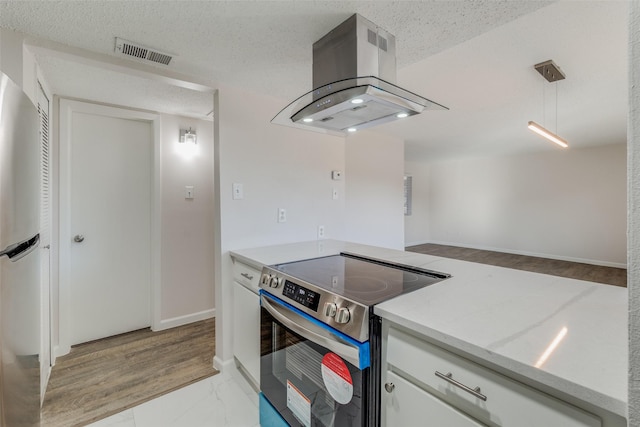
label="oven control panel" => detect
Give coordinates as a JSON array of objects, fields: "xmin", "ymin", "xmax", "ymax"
[
  {"xmin": 259, "ymin": 267, "xmax": 369, "ymax": 342},
  {"xmin": 282, "ymin": 281, "xmax": 321, "ymax": 312}
]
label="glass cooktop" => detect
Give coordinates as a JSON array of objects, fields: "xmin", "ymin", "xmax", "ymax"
[{"xmin": 272, "ymin": 252, "xmax": 451, "ymax": 306}]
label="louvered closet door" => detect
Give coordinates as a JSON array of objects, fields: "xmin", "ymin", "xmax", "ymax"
[
  {"xmin": 38, "ymin": 86, "xmax": 50, "ymax": 251},
  {"xmin": 37, "ymin": 82, "xmax": 51, "ymax": 402}
]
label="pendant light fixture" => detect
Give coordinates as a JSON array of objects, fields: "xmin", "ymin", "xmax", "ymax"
[
  {"xmin": 527, "ymin": 121, "xmax": 568, "ymax": 148},
  {"xmin": 528, "ymin": 60, "xmax": 569, "ymax": 148}
]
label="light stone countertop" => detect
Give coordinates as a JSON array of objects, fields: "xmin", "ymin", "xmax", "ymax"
[{"xmin": 229, "ymin": 239, "xmax": 628, "ymax": 418}]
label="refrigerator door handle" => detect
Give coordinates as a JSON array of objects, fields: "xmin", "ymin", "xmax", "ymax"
[{"xmin": 0, "ymin": 234, "xmax": 40, "ymax": 261}]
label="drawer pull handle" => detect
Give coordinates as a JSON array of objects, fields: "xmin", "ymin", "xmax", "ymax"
[
  {"xmin": 435, "ymin": 371, "xmax": 487, "ymax": 401},
  {"xmin": 241, "ymin": 272, "xmax": 254, "ymax": 281}
]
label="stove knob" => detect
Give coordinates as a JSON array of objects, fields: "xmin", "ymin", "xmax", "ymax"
[
  {"xmin": 335, "ymin": 307, "xmax": 351, "ymax": 324},
  {"xmin": 270, "ymin": 276, "xmax": 282, "ymax": 288},
  {"xmin": 324, "ymin": 302, "xmax": 337, "ymax": 318},
  {"xmin": 260, "ymin": 273, "xmax": 271, "ymax": 286}
]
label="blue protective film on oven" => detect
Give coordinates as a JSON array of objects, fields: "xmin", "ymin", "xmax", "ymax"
[
  {"xmin": 260, "ymin": 290, "xmax": 371, "ymax": 370},
  {"xmin": 260, "ymin": 393, "xmax": 289, "ymax": 427}
]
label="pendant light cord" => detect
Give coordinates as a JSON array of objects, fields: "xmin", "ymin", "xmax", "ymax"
[
  {"xmin": 555, "ymin": 82, "xmax": 558, "ymax": 134},
  {"xmin": 542, "ymin": 80, "xmax": 546, "ymax": 127}
]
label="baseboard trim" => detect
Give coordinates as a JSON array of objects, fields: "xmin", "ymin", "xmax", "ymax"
[
  {"xmin": 409, "ymin": 240, "xmax": 627, "ymax": 269},
  {"xmin": 405, "ymin": 239, "xmax": 431, "ymax": 247},
  {"xmin": 54, "ymin": 343, "xmax": 71, "ymax": 359},
  {"xmin": 153, "ymin": 308, "xmax": 216, "ymax": 332},
  {"xmin": 213, "ymin": 355, "xmax": 234, "ymax": 372}
]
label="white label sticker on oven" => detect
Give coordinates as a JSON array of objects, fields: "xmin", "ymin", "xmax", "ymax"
[
  {"xmin": 321, "ymin": 352, "xmax": 354, "ymax": 404},
  {"xmin": 287, "ymin": 380, "xmax": 311, "ymax": 427}
]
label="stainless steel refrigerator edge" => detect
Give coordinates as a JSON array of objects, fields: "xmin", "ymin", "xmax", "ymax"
[{"xmin": 0, "ymin": 72, "xmax": 42, "ymax": 426}]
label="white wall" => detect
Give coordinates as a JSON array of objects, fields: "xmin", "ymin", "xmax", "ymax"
[
  {"xmin": 406, "ymin": 144, "xmax": 627, "ymax": 267},
  {"xmin": 214, "ymin": 84, "xmax": 346, "ymax": 365},
  {"xmin": 0, "ymin": 28, "xmax": 23, "ymax": 87},
  {"xmin": 344, "ymin": 130, "xmax": 406, "ymax": 250},
  {"xmin": 628, "ymin": 1, "xmax": 639, "ymax": 424},
  {"xmin": 0, "ymin": 30, "xmax": 50, "ymax": 104},
  {"xmin": 405, "ymin": 160, "xmax": 431, "ymax": 246},
  {"xmin": 159, "ymin": 115, "xmax": 215, "ymax": 326}
]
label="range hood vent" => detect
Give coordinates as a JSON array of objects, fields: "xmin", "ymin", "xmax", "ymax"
[
  {"xmin": 114, "ymin": 38, "xmax": 173, "ymax": 65},
  {"xmin": 272, "ymin": 14, "xmax": 447, "ymax": 136}
]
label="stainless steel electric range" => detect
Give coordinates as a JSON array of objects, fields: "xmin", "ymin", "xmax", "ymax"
[{"xmin": 258, "ymin": 252, "xmax": 451, "ymax": 427}]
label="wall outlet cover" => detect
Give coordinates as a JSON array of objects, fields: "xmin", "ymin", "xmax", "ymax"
[{"xmin": 278, "ymin": 208, "xmax": 287, "ymax": 223}]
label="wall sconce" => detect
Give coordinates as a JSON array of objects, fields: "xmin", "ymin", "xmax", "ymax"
[{"xmin": 180, "ymin": 127, "xmax": 197, "ymax": 144}]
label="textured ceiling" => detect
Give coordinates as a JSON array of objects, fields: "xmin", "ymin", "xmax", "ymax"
[
  {"xmin": 0, "ymin": 1, "xmax": 628, "ymax": 159},
  {"xmin": 1, "ymin": 1, "xmax": 553, "ymax": 99}
]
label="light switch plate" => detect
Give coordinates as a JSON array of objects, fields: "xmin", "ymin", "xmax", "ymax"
[
  {"xmin": 232, "ymin": 183, "xmax": 243, "ymax": 200},
  {"xmin": 185, "ymin": 186, "xmax": 194, "ymax": 199}
]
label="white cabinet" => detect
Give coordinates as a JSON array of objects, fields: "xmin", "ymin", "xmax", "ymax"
[
  {"xmin": 385, "ymin": 370, "xmax": 486, "ymax": 427},
  {"xmin": 383, "ymin": 325, "xmax": 601, "ymax": 427},
  {"xmin": 231, "ymin": 260, "xmax": 261, "ymax": 388}
]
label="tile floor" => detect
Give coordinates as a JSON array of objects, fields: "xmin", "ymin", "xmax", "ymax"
[{"xmin": 87, "ymin": 367, "xmax": 259, "ymax": 427}]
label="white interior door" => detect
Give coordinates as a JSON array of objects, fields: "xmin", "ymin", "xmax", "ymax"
[
  {"xmin": 37, "ymin": 81, "xmax": 51, "ymax": 402},
  {"xmin": 67, "ymin": 107, "xmax": 153, "ymax": 345}
]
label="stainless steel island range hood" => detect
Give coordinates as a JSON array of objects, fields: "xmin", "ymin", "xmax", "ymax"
[{"xmin": 272, "ymin": 14, "xmax": 447, "ymax": 136}]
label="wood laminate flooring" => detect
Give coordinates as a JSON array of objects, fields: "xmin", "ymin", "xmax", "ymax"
[
  {"xmin": 406, "ymin": 243, "xmax": 627, "ymax": 287},
  {"xmin": 41, "ymin": 318, "xmax": 217, "ymax": 427}
]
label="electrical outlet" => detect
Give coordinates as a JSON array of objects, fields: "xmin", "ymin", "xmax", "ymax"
[
  {"xmin": 318, "ymin": 225, "xmax": 325, "ymax": 239},
  {"xmin": 278, "ymin": 208, "xmax": 287, "ymax": 223}
]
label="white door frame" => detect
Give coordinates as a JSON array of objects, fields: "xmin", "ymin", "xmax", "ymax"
[{"xmin": 57, "ymin": 99, "xmax": 162, "ymax": 356}]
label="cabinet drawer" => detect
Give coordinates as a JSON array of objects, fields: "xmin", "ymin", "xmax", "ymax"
[
  {"xmin": 387, "ymin": 327, "xmax": 601, "ymax": 427},
  {"xmin": 385, "ymin": 370, "xmax": 486, "ymax": 427},
  {"xmin": 233, "ymin": 260, "xmax": 261, "ymax": 293}
]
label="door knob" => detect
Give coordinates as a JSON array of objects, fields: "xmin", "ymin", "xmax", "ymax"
[
  {"xmin": 73, "ymin": 234, "xmax": 85, "ymax": 243},
  {"xmin": 384, "ymin": 382, "xmax": 395, "ymax": 393}
]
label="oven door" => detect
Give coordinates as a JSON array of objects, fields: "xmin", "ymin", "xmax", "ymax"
[{"xmin": 260, "ymin": 291, "xmax": 370, "ymax": 427}]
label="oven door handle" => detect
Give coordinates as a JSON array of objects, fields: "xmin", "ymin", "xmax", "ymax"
[{"xmin": 261, "ymin": 294, "xmax": 365, "ymax": 368}]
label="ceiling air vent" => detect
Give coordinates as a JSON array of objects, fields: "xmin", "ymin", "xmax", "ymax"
[{"xmin": 114, "ymin": 37, "xmax": 173, "ymax": 65}]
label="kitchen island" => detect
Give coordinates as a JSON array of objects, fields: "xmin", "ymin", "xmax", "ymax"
[{"xmin": 230, "ymin": 239, "xmax": 627, "ymax": 426}]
